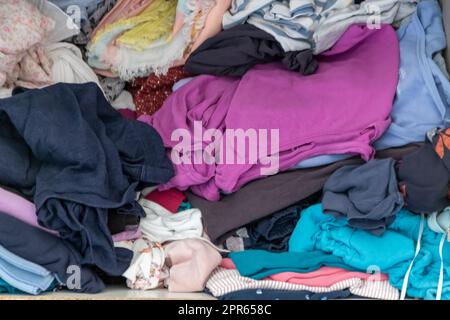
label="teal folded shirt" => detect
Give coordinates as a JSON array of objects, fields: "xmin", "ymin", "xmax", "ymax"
[
  {"xmin": 0, "ymin": 278, "xmax": 57, "ymax": 295},
  {"xmin": 289, "ymin": 203, "xmax": 450, "ymax": 300},
  {"xmin": 229, "ymin": 250, "xmax": 356, "ymax": 280}
]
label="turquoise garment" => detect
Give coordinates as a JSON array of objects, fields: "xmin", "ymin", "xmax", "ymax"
[
  {"xmin": 374, "ymin": 0, "xmax": 450, "ymax": 150},
  {"xmin": 0, "ymin": 278, "xmax": 23, "ymax": 294},
  {"xmin": 177, "ymin": 200, "xmax": 192, "ymax": 212},
  {"xmin": 0, "ymin": 278, "xmax": 57, "ymax": 295},
  {"xmin": 229, "ymin": 250, "xmax": 356, "ymax": 280},
  {"xmin": 289, "ymin": 204, "xmax": 450, "ymax": 300}
]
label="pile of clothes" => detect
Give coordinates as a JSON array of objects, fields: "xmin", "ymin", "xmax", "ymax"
[{"xmin": 0, "ymin": 0, "xmax": 450, "ymax": 300}]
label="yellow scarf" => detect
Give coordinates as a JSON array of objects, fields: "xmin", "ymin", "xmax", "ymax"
[{"xmin": 92, "ymin": 0, "xmax": 177, "ymax": 51}]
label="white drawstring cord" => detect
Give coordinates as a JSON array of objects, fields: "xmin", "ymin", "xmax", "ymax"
[
  {"xmin": 436, "ymin": 232, "xmax": 446, "ymax": 300},
  {"xmin": 400, "ymin": 213, "xmax": 425, "ymax": 300}
]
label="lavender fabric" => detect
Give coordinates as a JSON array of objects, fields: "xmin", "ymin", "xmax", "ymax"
[
  {"xmin": 0, "ymin": 187, "xmax": 57, "ymax": 236},
  {"xmin": 141, "ymin": 24, "xmax": 399, "ymax": 201}
]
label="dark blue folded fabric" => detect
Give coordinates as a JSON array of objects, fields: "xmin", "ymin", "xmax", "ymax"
[
  {"xmin": 218, "ymin": 288, "xmax": 352, "ymax": 300},
  {"xmin": 0, "ymin": 83, "xmax": 174, "ymax": 276},
  {"xmin": 0, "ymin": 213, "xmax": 105, "ymax": 293},
  {"xmin": 243, "ymin": 204, "xmax": 302, "ymax": 252}
]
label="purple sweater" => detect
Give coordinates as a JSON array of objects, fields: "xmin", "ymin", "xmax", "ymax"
[{"xmin": 140, "ymin": 25, "xmax": 399, "ymax": 201}]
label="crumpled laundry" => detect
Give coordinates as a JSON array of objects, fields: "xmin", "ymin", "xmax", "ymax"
[
  {"xmin": 142, "ymin": 24, "xmax": 399, "ymax": 201},
  {"xmin": 87, "ymin": 0, "xmax": 215, "ymax": 80},
  {"xmin": 116, "ymin": 238, "xmax": 169, "ymax": 290},
  {"xmin": 222, "ymin": 0, "xmax": 354, "ymax": 52},
  {"xmin": 0, "ymin": 82, "xmax": 174, "ymax": 277},
  {"xmin": 322, "ymin": 159, "xmax": 404, "ymax": 235},
  {"xmin": 185, "ymin": 24, "xmax": 318, "ymax": 77},
  {"xmin": 49, "ymin": 0, "xmax": 118, "ymax": 47},
  {"xmin": 91, "ymin": 0, "xmax": 154, "ymax": 39},
  {"xmin": 164, "ymin": 239, "xmax": 221, "ymax": 292},
  {"xmin": 139, "ymin": 199, "xmax": 203, "ymax": 243},
  {"xmin": 289, "ymin": 204, "xmax": 450, "ymax": 300},
  {"xmin": 314, "ymin": 0, "xmax": 421, "ymax": 54},
  {"xmin": 0, "ymin": 0, "xmax": 55, "ymax": 89},
  {"xmin": 46, "ymin": 42, "xmax": 102, "ymax": 87},
  {"xmin": 374, "ymin": 0, "xmax": 450, "ymax": 150}
]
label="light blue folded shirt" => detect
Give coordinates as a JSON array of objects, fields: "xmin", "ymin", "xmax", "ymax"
[
  {"xmin": 374, "ymin": 0, "xmax": 450, "ymax": 150},
  {"xmin": 292, "ymin": 154, "xmax": 352, "ymax": 169},
  {"xmin": 0, "ymin": 245, "xmax": 55, "ymax": 295}
]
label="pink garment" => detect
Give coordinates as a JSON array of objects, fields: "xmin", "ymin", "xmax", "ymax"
[
  {"xmin": 0, "ymin": 187, "xmax": 58, "ymax": 235},
  {"xmin": 145, "ymin": 188, "xmax": 186, "ymax": 213},
  {"xmin": 93, "ymin": 68, "xmax": 117, "ymax": 78},
  {"xmin": 164, "ymin": 238, "xmax": 221, "ymax": 292},
  {"xmin": 0, "ymin": 0, "xmax": 54, "ymax": 54},
  {"xmin": 140, "ymin": 24, "xmax": 399, "ymax": 201},
  {"xmin": 14, "ymin": 45, "xmax": 53, "ymax": 88},
  {"xmin": 267, "ymin": 268, "xmax": 389, "ymax": 287},
  {"xmin": 220, "ymin": 258, "xmax": 389, "ymax": 287},
  {"xmin": 91, "ymin": 0, "xmax": 153, "ymax": 40}
]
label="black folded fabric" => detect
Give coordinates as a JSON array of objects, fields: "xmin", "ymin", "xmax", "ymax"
[
  {"xmin": 107, "ymin": 210, "xmax": 141, "ymax": 235},
  {"xmin": 0, "ymin": 83, "xmax": 174, "ymax": 276},
  {"xmin": 185, "ymin": 24, "xmax": 318, "ymax": 77}
]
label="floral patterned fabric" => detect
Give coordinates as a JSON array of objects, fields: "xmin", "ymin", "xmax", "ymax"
[
  {"xmin": 115, "ymin": 238, "xmax": 169, "ymax": 290},
  {"xmin": 0, "ymin": 0, "xmax": 55, "ymax": 88}
]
